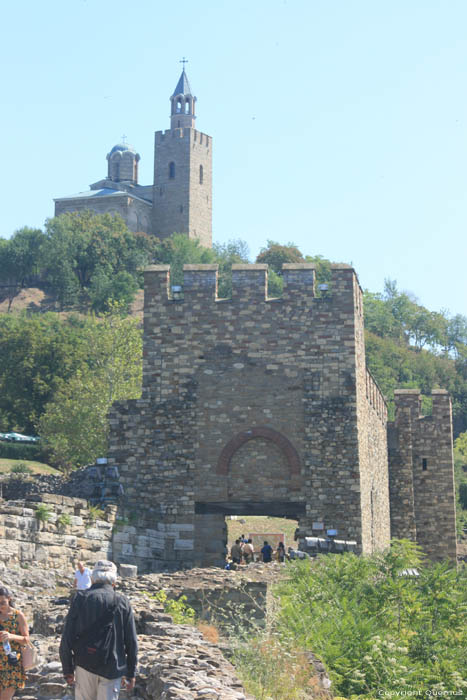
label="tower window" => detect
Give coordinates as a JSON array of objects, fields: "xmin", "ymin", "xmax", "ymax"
[
  {"xmin": 422, "ymin": 458, "xmax": 428, "ymax": 471},
  {"xmin": 199, "ymin": 165, "xmax": 203, "ymax": 184},
  {"xmin": 169, "ymin": 162, "xmax": 175, "ymax": 179},
  {"xmin": 185, "ymin": 99, "xmax": 190, "ymax": 114},
  {"xmin": 176, "ymin": 98, "xmax": 182, "ymax": 113}
]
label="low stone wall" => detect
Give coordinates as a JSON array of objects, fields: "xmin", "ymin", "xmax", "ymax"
[{"xmin": 0, "ymin": 495, "xmax": 116, "ymax": 569}]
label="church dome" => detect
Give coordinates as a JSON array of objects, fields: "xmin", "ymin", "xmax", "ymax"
[
  {"xmin": 109, "ymin": 142, "xmax": 136, "ymax": 156},
  {"xmin": 106, "ymin": 142, "xmax": 140, "ymax": 183}
]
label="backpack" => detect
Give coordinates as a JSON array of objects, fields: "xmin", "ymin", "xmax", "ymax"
[{"xmin": 72, "ymin": 592, "xmax": 117, "ymax": 671}]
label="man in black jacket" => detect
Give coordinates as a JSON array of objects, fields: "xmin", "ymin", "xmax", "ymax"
[{"xmin": 60, "ymin": 560, "xmax": 138, "ymax": 699}]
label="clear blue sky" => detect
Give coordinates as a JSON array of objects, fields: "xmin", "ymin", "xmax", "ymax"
[{"xmin": 1, "ymin": 0, "xmax": 466, "ymax": 315}]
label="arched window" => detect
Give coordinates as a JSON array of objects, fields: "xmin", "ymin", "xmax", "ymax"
[
  {"xmin": 176, "ymin": 99, "xmax": 182, "ymax": 113},
  {"xmin": 199, "ymin": 164, "xmax": 203, "ymax": 184},
  {"xmin": 185, "ymin": 99, "xmax": 190, "ymax": 114},
  {"xmin": 169, "ymin": 162, "xmax": 175, "ymax": 179}
]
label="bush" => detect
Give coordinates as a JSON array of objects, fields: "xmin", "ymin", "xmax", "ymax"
[
  {"xmin": 34, "ymin": 504, "xmax": 52, "ymax": 523},
  {"xmin": 0, "ymin": 442, "xmax": 44, "ymax": 461},
  {"xmin": 10, "ymin": 462, "xmax": 33, "ymax": 475},
  {"xmin": 57, "ymin": 512, "xmax": 72, "ymax": 530}
]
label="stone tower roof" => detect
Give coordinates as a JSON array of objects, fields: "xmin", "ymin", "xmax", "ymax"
[{"xmin": 172, "ymin": 69, "xmax": 193, "ymax": 97}]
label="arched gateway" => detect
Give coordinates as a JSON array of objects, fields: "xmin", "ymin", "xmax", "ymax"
[{"xmin": 108, "ymin": 264, "xmax": 457, "ymax": 572}]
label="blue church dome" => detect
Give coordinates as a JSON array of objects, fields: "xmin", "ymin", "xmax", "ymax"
[{"xmin": 109, "ymin": 143, "xmax": 136, "ymax": 156}]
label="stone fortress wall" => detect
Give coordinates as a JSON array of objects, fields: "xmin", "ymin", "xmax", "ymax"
[{"xmin": 107, "ymin": 263, "xmax": 407, "ymax": 571}]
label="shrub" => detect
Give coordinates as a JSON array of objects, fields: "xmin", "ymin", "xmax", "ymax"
[
  {"xmin": 149, "ymin": 589, "xmax": 196, "ymax": 625},
  {"xmin": 87, "ymin": 504, "xmax": 105, "ymax": 522},
  {"xmin": 0, "ymin": 442, "xmax": 44, "ymax": 461},
  {"xmin": 57, "ymin": 512, "xmax": 72, "ymax": 530},
  {"xmin": 34, "ymin": 504, "xmax": 52, "ymax": 523},
  {"xmin": 10, "ymin": 462, "xmax": 33, "ymax": 475}
]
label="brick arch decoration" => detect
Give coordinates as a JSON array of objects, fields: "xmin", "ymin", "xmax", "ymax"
[{"xmin": 216, "ymin": 426, "xmax": 301, "ymax": 477}]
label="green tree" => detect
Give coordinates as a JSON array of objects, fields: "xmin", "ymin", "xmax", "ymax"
[
  {"xmin": 0, "ymin": 313, "xmax": 90, "ymax": 432},
  {"xmin": 255, "ymin": 240, "xmax": 304, "ymax": 274},
  {"xmin": 0, "ymin": 239, "xmax": 21, "ymax": 312},
  {"xmin": 8, "ymin": 227, "xmax": 45, "ymax": 287},
  {"xmin": 212, "ymin": 239, "xmax": 250, "ymax": 297},
  {"xmin": 154, "ymin": 233, "xmax": 216, "ymax": 286},
  {"xmin": 42, "ymin": 211, "xmax": 153, "ymax": 309},
  {"xmin": 38, "ymin": 305, "xmax": 142, "ymax": 470}
]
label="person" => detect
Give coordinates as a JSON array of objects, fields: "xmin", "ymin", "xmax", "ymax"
[
  {"xmin": 74, "ymin": 561, "xmax": 92, "ymax": 591},
  {"xmin": 230, "ymin": 539, "xmax": 243, "ymax": 565},
  {"xmin": 0, "ymin": 586, "xmax": 29, "ymax": 700},
  {"xmin": 242, "ymin": 539, "xmax": 254, "ymax": 564},
  {"xmin": 60, "ymin": 560, "xmax": 138, "ymax": 700},
  {"xmin": 276, "ymin": 541, "xmax": 286, "ymax": 563},
  {"xmin": 261, "ymin": 540, "xmax": 273, "ymax": 563}
]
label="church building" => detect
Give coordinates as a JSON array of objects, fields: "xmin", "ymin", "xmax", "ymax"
[{"xmin": 54, "ymin": 69, "xmax": 212, "ymax": 248}]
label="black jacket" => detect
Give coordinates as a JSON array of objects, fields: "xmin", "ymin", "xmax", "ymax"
[{"xmin": 59, "ymin": 583, "xmax": 138, "ymax": 679}]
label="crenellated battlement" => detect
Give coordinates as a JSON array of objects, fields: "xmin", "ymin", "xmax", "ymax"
[
  {"xmin": 143, "ymin": 262, "xmax": 359, "ymax": 304},
  {"xmin": 155, "ymin": 129, "xmax": 210, "ymax": 147},
  {"xmin": 366, "ymin": 370, "xmax": 388, "ymax": 424}
]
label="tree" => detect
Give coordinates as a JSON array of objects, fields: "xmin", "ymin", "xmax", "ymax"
[
  {"xmin": 213, "ymin": 239, "xmax": 250, "ymax": 297},
  {"xmin": 8, "ymin": 227, "xmax": 45, "ymax": 287},
  {"xmin": 154, "ymin": 233, "xmax": 216, "ymax": 286},
  {"xmin": 0, "ymin": 313, "xmax": 90, "ymax": 432},
  {"xmin": 255, "ymin": 240, "xmax": 304, "ymax": 274},
  {"xmin": 42, "ymin": 211, "xmax": 153, "ymax": 309},
  {"xmin": 38, "ymin": 305, "xmax": 142, "ymax": 470},
  {"xmin": 0, "ymin": 240, "xmax": 21, "ymax": 312}
]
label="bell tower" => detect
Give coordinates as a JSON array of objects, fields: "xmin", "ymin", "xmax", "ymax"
[{"xmin": 152, "ymin": 65, "xmax": 212, "ymax": 248}]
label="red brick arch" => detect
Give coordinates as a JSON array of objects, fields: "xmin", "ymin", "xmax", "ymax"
[{"xmin": 216, "ymin": 426, "xmax": 301, "ymax": 477}]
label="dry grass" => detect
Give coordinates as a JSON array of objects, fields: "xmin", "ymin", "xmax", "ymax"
[
  {"xmin": 0, "ymin": 458, "xmax": 60, "ymax": 475},
  {"xmin": 197, "ymin": 623, "xmax": 220, "ymax": 644},
  {"xmin": 227, "ymin": 515, "xmax": 298, "ymax": 549}
]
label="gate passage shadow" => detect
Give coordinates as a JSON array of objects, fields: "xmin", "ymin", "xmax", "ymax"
[{"xmin": 195, "ymin": 501, "xmax": 305, "ymax": 517}]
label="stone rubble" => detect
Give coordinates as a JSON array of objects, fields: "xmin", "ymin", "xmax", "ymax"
[{"xmin": 0, "ymin": 561, "xmax": 331, "ymax": 699}]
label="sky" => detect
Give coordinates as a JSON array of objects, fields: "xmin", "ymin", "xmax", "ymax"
[{"xmin": 1, "ymin": 0, "xmax": 466, "ymax": 316}]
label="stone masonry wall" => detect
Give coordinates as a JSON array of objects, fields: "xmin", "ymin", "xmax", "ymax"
[
  {"xmin": 388, "ymin": 389, "xmax": 457, "ymax": 562},
  {"xmin": 0, "ymin": 495, "xmax": 115, "ymax": 569},
  {"xmin": 353, "ymin": 268, "xmax": 391, "ymax": 553},
  {"xmin": 152, "ymin": 128, "xmax": 212, "ymax": 247},
  {"xmin": 108, "ymin": 262, "xmax": 392, "ymax": 570}
]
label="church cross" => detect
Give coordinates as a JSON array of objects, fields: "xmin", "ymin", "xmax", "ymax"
[
  {"xmin": 121, "ymin": 134, "xmax": 127, "ymax": 145},
  {"xmin": 180, "ymin": 57, "xmax": 188, "ymax": 69}
]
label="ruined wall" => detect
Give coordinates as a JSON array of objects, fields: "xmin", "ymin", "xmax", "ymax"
[
  {"xmin": 0, "ymin": 495, "xmax": 114, "ymax": 569},
  {"xmin": 388, "ymin": 390, "xmax": 457, "ymax": 562},
  {"xmin": 109, "ymin": 262, "xmax": 392, "ymax": 570}
]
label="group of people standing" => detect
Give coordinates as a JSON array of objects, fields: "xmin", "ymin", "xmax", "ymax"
[
  {"xmin": 0, "ymin": 560, "xmax": 137, "ymax": 700},
  {"xmin": 229, "ymin": 535, "xmax": 287, "ymax": 565}
]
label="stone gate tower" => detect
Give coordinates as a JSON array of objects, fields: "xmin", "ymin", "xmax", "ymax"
[
  {"xmin": 108, "ymin": 263, "xmax": 457, "ymax": 572},
  {"xmin": 152, "ymin": 69, "xmax": 212, "ymax": 247}
]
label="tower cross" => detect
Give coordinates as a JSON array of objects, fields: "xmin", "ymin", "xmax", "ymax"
[
  {"xmin": 121, "ymin": 134, "xmax": 127, "ymax": 145},
  {"xmin": 180, "ymin": 57, "xmax": 188, "ymax": 70}
]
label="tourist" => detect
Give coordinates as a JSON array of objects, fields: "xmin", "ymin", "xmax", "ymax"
[
  {"xmin": 230, "ymin": 539, "xmax": 243, "ymax": 565},
  {"xmin": 0, "ymin": 586, "xmax": 30, "ymax": 700},
  {"xmin": 242, "ymin": 539, "xmax": 254, "ymax": 564},
  {"xmin": 261, "ymin": 540, "xmax": 273, "ymax": 563},
  {"xmin": 74, "ymin": 561, "xmax": 92, "ymax": 591},
  {"xmin": 276, "ymin": 541, "xmax": 286, "ymax": 563},
  {"xmin": 60, "ymin": 560, "xmax": 138, "ymax": 699}
]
